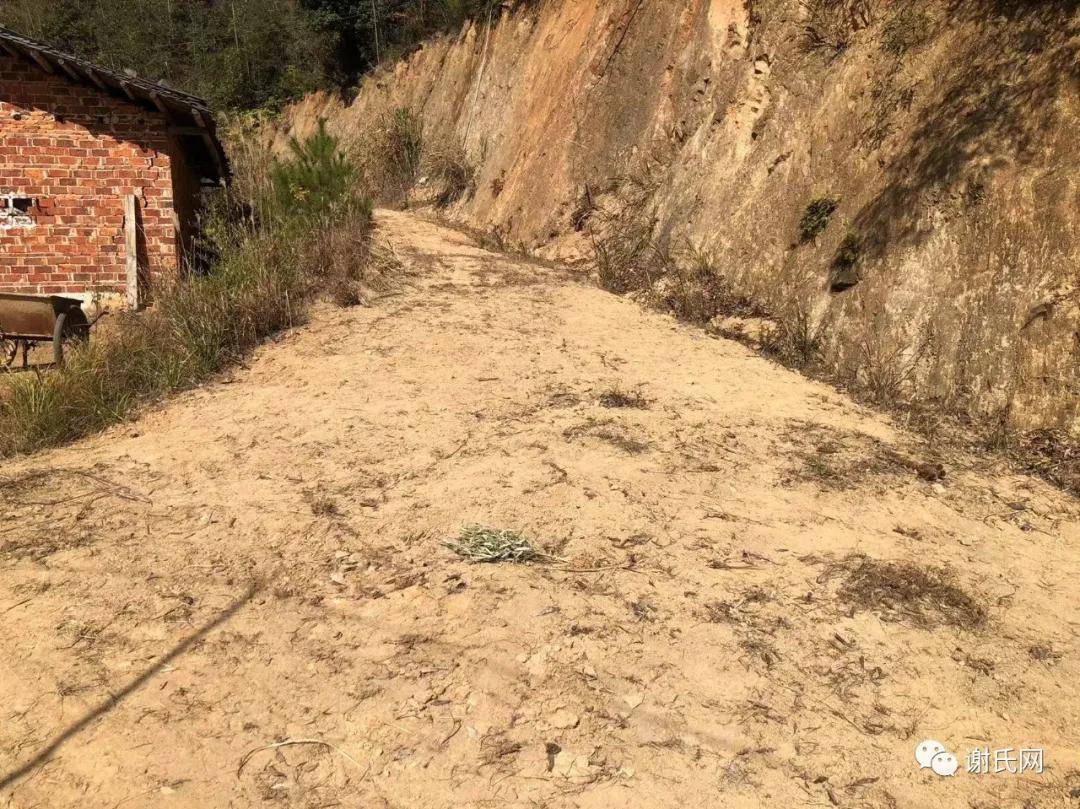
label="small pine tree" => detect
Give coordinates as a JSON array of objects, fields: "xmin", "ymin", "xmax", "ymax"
[{"xmin": 269, "ymin": 119, "xmax": 357, "ymax": 218}]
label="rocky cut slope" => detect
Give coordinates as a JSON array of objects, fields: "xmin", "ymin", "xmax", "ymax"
[{"xmin": 282, "ymin": 0, "xmax": 1079, "ymax": 440}]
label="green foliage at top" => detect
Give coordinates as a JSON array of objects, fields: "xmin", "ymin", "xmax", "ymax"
[
  {"xmin": 0, "ymin": 0, "xmax": 327, "ymax": 110},
  {"xmin": 303, "ymin": 0, "xmax": 508, "ymax": 84},
  {"xmin": 0, "ymin": 0, "xmax": 523, "ymax": 110},
  {"xmin": 798, "ymin": 196, "xmax": 840, "ymax": 243},
  {"xmin": 270, "ymin": 120, "xmax": 361, "ymax": 219}
]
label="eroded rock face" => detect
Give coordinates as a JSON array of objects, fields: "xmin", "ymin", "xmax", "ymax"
[{"xmin": 281, "ymin": 0, "xmax": 1080, "ymax": 434}]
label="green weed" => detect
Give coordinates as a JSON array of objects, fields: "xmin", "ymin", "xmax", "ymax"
[
  {"xmin": 445, "ymin": 524, "xmax": 546, "ymax": 563},
  {"xmin": 798, "ymin": 196, "xmax": 839, "ymax": 243}
]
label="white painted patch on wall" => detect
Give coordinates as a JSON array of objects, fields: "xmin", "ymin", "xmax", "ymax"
[{"xmin": 0, "ymin": 194, "xmax": 36, "ymax": 229}]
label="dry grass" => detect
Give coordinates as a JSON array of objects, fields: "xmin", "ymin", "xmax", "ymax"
[
  {"xmin": 444, "ymin": 525, "xmax": 546, "ymax": 564},
  {"xmin": 759, "ymin": 296, "xmax": 821, "ymax": 369},
  {"xmin": 792, "ymin": 445, "xmax": 909, "ymax": 490},
  {"xmin": 351, "ymin": 106, "xmax": 425, "ymax": 206},
  {"xmin": 594, "ymin": 222, "xmax": 762, "ymax": 325},
  {"xmin": 740, "ymin": 637, "xmax": 781, "ymax": 669},
  {"xmin": 598, "ymin": 388, "xmax": 648, "ymax": 409},
  {"xmin": 657, "ymin": 246, "xmax": 765, "ymax": 325},
  {"xmin": 1003, "ymin": 428, "xmax": 1080, "ymax": 498},
  {"xmin": 830, "ymin": 555, "xmax": 986, "ymax": 629},
  {"xmin": 594, "ymin": 427, "xmax": 650, "ymax": 454},
  {"xmin": 564, "ymin": 418, "xmax": 650, "ymax": 454},
  {"xmin": 882, "ymin": 7, "xmax": 933, "ymax": 56},
  {"xmin": 631, "ymin": 599, "xmax": 657, "ymax": 622},
  {"xmin": 589, "ymin": 165, "xmax": 662, "ymax": 295},
  {"xmin": 423, "ymin": 138, "xmax": 476, "ymax": 207},
  {"xmin": 570, "ymin": 186, "xmax": 596, "ymax": 232},
  {"xmin": 308, "ymin": 494, "xmax": 340, "ymax": 517},
  {"xmin": 781, "ymin": 421, "xmax": 920, "ymax": 490},
  {"xmin": 349, "ymin": 109, "xmax": 477, "ymax": 211},
  {"xmin": 1028, "ymin": 643, "xmax": 1062, "ymax": 664},
  {"xmin": 319, "ymin": 232, "xmax": 404, "ymax": 308},
  {"xmin": 589, "ymin": 161, "xmax": 764, "ymax": 325},
  {"xmin": 801, "ymin": 0, "xmax": 868, "ymax": 55}
]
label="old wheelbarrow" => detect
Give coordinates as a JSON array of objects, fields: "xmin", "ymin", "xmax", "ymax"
[{"xmin": 0, "ymin": 293, "xmax": 92, "ymax": 369}]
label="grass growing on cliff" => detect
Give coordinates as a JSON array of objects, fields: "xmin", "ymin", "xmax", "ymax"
[
  {"xmin": 353, "ymin": 107, "xmax": 425, "ymax": 206},
  {"xmin": 589, "ymin": 165, "xmax": 763, "ymax": 326},
  {"xmin": 798, "ymin": 196, "xmax": 839, "ymax": 242},
  {"xmin": 424, "ymin": 138, "xmax": 476, "ymax": 207},
  {"xmin": 0, "ymin": 121, "xmax": 383, "ymax": 456},
  {"xmin": 801, "ymin": 0, "xmax": 858, "ymax": 55},
  {"xmin": 882, "ymin": 8, "xmax": 933, "ymax": 56}
]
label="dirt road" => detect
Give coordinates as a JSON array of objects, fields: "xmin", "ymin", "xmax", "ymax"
[{"xmin": 1, "ymin": 211, "xmax": 1078, "ymax": 808}]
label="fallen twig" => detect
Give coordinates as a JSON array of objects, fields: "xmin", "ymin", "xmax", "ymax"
[
  {"xmin": 550, "ymin": 562, "xmax": 638, "ymax": 574},
  {"xmin": 2, "ymin": 596, "xmax": 33, "ymax": 613},
  {"xmin": 237, "ymin": 738, "xmax": 366, "ymax": 779},
  {"xmin": 440, "ymin": 721, "xmax": 463, "ymax": 746}
]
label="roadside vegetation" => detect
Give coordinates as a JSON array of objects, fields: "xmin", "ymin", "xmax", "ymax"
[
  {"xmin": 585, "ymin": 166, "xmax": 1079, "ymax": 498},
  {"xmin": 0, "ymin": 121, "xmax": 396, "ymax": 456},
  {"xmin": 354, "ymin": 107, "xmax": 426, "ymax": 205}
]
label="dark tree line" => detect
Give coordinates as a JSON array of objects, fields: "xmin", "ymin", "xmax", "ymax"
[
  {"xmin": 0, "ymin": 0, "xmax": 505, "ymax": 110},
  {"xmin": 303, "ymin": 0, "xmax": 505, "ymax": 86}
]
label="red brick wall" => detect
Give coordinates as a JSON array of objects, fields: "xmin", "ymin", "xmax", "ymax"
[{"xmin": 0, "ymin": 53, "xmax": 182, "ymax": 301}]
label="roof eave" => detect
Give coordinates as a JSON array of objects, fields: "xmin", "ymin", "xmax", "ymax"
[{"xmin": 0, "ymin": 26, "xmax": 229, "ymax": 184}]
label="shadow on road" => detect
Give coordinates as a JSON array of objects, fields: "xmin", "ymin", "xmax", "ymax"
[{"xmin": 0, "ymin": 583, "xmax": 260, "ymax": 792}]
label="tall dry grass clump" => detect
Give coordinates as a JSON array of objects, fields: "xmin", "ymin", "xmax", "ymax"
[
  {"xmin": 352, "ymin": 106, "xmax": 424, "ymax": 206},
  {"xmin": 588, "ymin": 164, "xmax": 761, "ymax": 326},
  {"xmin": 343, "ymin": 105, "xmax": 476, "ymax": 209},
  {"xmin": 423, "ymin": 137, "xmax": 476, "ymax": 207},
  {"xmin": 0, "ymin": 119, "xmax": 383, "ymax": 456}
]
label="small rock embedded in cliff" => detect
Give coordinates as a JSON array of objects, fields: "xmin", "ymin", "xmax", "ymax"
[
  {"xmin": 830, "ymin": 265, "xmax": 860, "ymax": 292},
  {"xmin": 829, "ymin": 233, "xmax": 862, "ymax": 292}
]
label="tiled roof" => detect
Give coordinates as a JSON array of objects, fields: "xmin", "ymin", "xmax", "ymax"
[{"xmin": 0, "ymin": 26, "xmax": 228, "ymax": 181}]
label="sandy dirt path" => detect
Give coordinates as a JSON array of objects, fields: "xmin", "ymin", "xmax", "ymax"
[{"xmin": 1, "ymin": 210, "xmax": 1078, "ymax": 808}]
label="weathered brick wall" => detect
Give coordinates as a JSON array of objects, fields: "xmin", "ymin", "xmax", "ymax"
[{"xmin": 0, "ymin": 53, "xmax": 179, "ymax": 301}]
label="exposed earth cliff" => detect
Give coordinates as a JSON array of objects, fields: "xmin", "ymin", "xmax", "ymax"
[{"xmin": 283, "ymin": 0, "xmax": 1079, "ymax": 441}]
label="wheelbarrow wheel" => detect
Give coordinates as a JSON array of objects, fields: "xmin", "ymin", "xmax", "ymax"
[
  {"xmin": 1, "ymin": 338, "xmax": 17, "ymax": 369},
  {"xmin": 53, "ymin": 312, "xmax": 89, "ymax": 367}
]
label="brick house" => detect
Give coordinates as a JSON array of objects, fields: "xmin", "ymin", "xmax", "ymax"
[{"xmin": 0, "ymin": 27, "xmax": 227, "ymax": 308}]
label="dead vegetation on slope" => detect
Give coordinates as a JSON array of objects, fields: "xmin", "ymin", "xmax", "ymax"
[
  {"xmin": 350, "ymin": 106, "xmax": 425, "ymax": 204},
  {"xmin": 827, "ymin": 555, "xmax": 987, "ymax": 630},
  {"xmin": 331, "ymin": 103, "xmax": 478, "ymax": 210},
  {"xmin": 582, "ymin": 152, "xmax": 1080, "ymax": 497},
  {"xmin": 423, "ymin": 138, "xmax": 477, "ymax": 207},
  {"xmin": 588, "ymin": 166, "xmax": 765, "ymax": 327}
]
